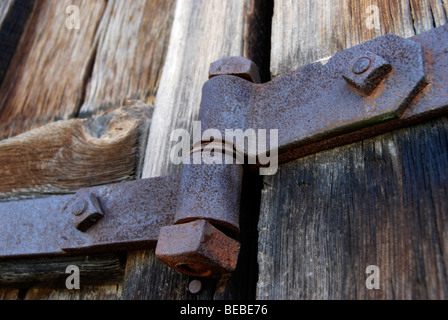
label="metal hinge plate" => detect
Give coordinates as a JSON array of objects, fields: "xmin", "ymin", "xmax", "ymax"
[{"xmin": 0, "ymin": 176, "xmax": 179, "ymax": 257}]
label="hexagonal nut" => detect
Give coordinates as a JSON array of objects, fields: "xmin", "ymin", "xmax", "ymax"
[
  {"xmin": 71, "ymin": 193, "xmax": 104, "ymax": 232},
  {"xmin": 343, "ymin": 51, "xmax": 392, "ymax": 95},
  {"xmin": 155, "ymin": 219, "xmax": 240, "ymax": 277},
  {"xmin": 209, "ymin": 56, "xmax": 261, "ymax": 83}
]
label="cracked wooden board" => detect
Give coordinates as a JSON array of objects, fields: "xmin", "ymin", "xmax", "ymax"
[
  {"xmin": 258, "ymin": 0, "xmax": 448, "ymax": 299},
  {"xmin": 80, "ymin": 0, "xmax": 175, "ymax": 115},
  {"xmin": 0, "ymin": 103, "xmax": 152, "ymax": 200},
  {"xmin": 0, "ymin": 0, "xmax": 175, "ymax": 300},
  {"xmin": 257, "ymin": 117, "xmax": 448, "ymax": 299},
  {"xmin": 0, "ymin": 0, "xmax": 107, "ymax": 140},
  {"xmin": 0, "ymin": 254, "xmax": 125, "ymax": 289},
  {"xmin": 270, "ymin": 0, "xmax": 448, "ymax": 78}
]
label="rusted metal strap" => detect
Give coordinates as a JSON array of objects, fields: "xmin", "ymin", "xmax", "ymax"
[
  {"xmin": 199, "ymin": 25, "xmax": 448, "ymax": 165},
  {"xmin": 0, "ymin": 176, "xmax": 179, "ymax": 258}
]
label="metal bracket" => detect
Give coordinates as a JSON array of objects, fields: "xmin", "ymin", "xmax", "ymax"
[
  {"xmin": 199, "ymin": 25, "xmax": 448, "ymax": 165},
  {"xmin": 0, "ymin": 176, "xmax": 179, "ymax": 257},
  {"xmin": 0, "ymin": 25, "xmax": 447, "ymax": 278}
]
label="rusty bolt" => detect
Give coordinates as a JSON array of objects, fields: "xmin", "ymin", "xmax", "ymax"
[
  {"xmin": 352, "ymin": 57, "xmax": 371, "ymax": 74},
  {"xmin": 155, "ymin": 219, "xmax": 240, "ymax": 277},
  {"xmin": 70, "ymin": 201, "xmax": 86, "ymax": 216},
  {"xmin": 343, "ymin": 51, "xmax": 392, "ymax": 95},
  {"xmin": 72, "ymin": 193, "xmax": 104, "ymax": 232},
  {"xmin": 209, "ymin": 56, "xmax": 261, "ymax": 83},
  {"xmin": 188, "ymin": 280, "xmax": 202, "ymax": 294}
]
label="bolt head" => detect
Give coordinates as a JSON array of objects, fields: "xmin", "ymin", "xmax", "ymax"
[
  {"xmin": 156, "ymin": 219, "xmax": 240, "ymax": 277},
  {"xmin": 209, "ymin": 56, "xmax": 261, "ymax": 83},
  {"xmin": 343, "ymin": 51, "xmax": 392, "ymax": 95},
  {"xmin": 352, "ymin": 57, "xmax": 372, "ymax": 74},
  {"xmin": 71, "ymin": 193, "xmax": 104, "ymax": 232},
  {"xmin": 71, "ymin": 201, "xmax": 86, "ymax": 216}
]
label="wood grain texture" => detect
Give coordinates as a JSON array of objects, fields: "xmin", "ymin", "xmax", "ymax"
[
  {"xmin": 0, "ymin": 0, "xmax": 107, "ymax": 139},
  {"xmin": 0, "ymin": 289, "xmax": 19, "ymax": 300},
  {"xmin": 80, "ymin": 0, "xmax": 175, "ymax": 115},
  {"xmin": 123, "ymin": 0, "xmax": 267, "ymax": 300},
  {"xmin": 0, "ymin": 0, "xmax": 175, "ymax": 300},
  {"xmin": 0, "ymin": 102, "xmax": 152, "ymax": 200},
  {"xmin": 24, "ymin": 284, "xmax": 123, "ymax": 300},
  {"xmin": 257, "ymin": 118, "xmax": 448, "ymax": 299},
  {"xmin": 258, "ymin": 0, "xmax": 448, "ymax": 300},
  {"xmin": 270, "ymin": 0, "xmax": 448, "ymax": 78},
  {"xmin": 0, "ymin": 253, "xmax": 125, "ymax": 288},
  {"xmin": 141, "ymin": 0, "xmax": 253, "ymax": 178}
]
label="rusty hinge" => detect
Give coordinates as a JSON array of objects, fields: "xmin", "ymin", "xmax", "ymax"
[{"xmin": 0, "ymin": 25, "xmax": 447, "ymax": 278}]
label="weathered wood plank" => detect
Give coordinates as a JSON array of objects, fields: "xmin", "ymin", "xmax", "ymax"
[
  {"xmin": 141, "ymin": 0, "xmax": 255, "ymax": 178},
  {"xmin": 24, "ymin": 284, "xmax": 123, "ymax": 300},
  {"xmin": 0, "ymin": 0, "xmax": 107, "ymax": 139},
  {"xmin": 0, "ymin": 0, "xmax": 175, "ymax": 301},
  {"xmin": 80, "ymin": 0, "xmax": 175, "ymax": 115},
  {"xmin": 123, "ymin": 0, "xmax": 267, "ymax": 300},
  {"xmin": 260, "ymin": 0, "xmax": 448, "ymax": 299},
  {"xmin": 410, "ymin": 0, "xmax": 447, "ymax": 31},
  {"xmin": 0, "ymin": 0, "xmax": 34, "ymax": 86},
  {"xmin": 270, "ymin": 0, "xmax": 448, "ymax": 78},
  {"xmin": 257, "ymin": 118, "xmax": 448, "ymax": 299},
  {"xmin": 0, "ymin": 289, "xmax": 19, "ymax": 300},
  {"xmin": 0, "ymin": 103, "xmax": 152, "ymax": 200},
  {"xmin": 0, "ymin": 253, "xmax": 125, "ymax": 288}
]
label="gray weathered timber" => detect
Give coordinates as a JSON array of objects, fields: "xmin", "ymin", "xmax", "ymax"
[
  {"xmin": 80, "ymin": 0, "xmax": 175, "ymax": 115},
  {"xmin": 24, "ymin": 285, "xmax": 123, "ymax": 300},
  {"xmin": 0, "ymin": 0, "xmax": 174, "ymax": 300},
  {"xmin": 258, "ymin": 0, "xmax": 448, "ymax": 300},
  {"xmin": 0, "ymin": 254, "xmax": 125, "ymax": 288},
  {"xmin": 0, "ymin": 104, "xmax": 152, "ymax": 200},
  {"xmin": 257, "ymin": 118, "xmax": 448, "ymax": 299},
  {"xmin": 270, "ymin": 0, "xmax": 448, "ymax": 78}
]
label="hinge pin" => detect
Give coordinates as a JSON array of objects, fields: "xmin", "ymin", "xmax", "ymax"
[{"xmin": 156, "ymin": 58, "xmax": 262, "ymax": 277}]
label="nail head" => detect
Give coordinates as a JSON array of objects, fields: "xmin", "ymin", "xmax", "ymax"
[
  {"xmin": 71, "ymin": 201, "xmax": 86, "ymax": 216},
  {"xmin": 188, "ymin": 280, "xmax": 202, "ymax": 294}
]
